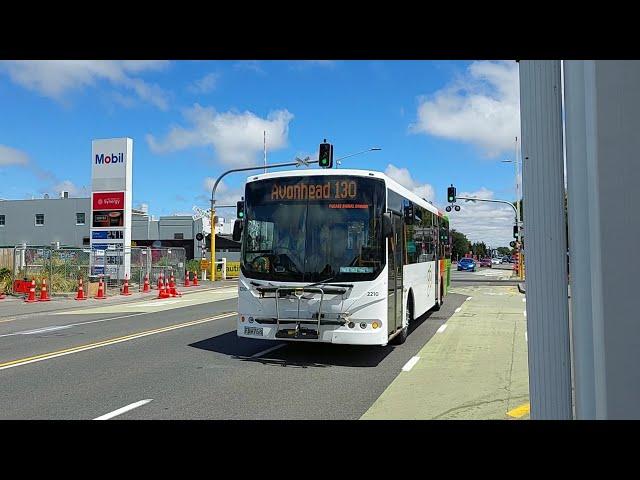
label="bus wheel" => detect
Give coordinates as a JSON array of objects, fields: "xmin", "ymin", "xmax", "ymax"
[{"xmin": 391, "ymin": 300, "xmax": 411, "ymax": 345}]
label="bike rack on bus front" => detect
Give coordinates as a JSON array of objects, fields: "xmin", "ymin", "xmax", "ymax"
[{"xmin": 253, "ymin": 285, "xmax": 350, "ymax": 340}]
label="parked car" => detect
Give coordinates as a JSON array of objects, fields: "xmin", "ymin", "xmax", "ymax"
[
  {"xmin": 491, "ymin": 257, "xmax": 503, "ymax": 265},
  {"xmin": 479, "ymin": 257, "xmax": 492, "ymax": 268},
  {"xmin": 457, "ymin": 258, "xmax": 476, "ymax": 272},
  {"xmin": 502, "ymin": 256, "xmax": 512, "ymax": 263}
]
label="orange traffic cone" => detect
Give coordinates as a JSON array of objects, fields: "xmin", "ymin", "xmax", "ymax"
[
  {"xmin": 158, "ymin": 278, "xmax": 169, "ymax": 299},
  {"xmin": 157, "ymin": 273, "xmax": 163, "ymax": 290},
  {"xmin": 25, "ymin": 279, "xmax": 37, "ymax": 303},
  {"xmin": 121, "ymin": 274, "xmax": 132, "ymax": 296},
  {"xmin": 142, "ymin": 274, "xmax": 150, "ymax": 293},
  {"xmin": 75, "ymin": 278, "xmax": 87, "ymax": 300},
  {"xmin": 184, "ymin": 271, "xmax": 191, "ymax": 287},
  {"xmin": 38, "ymin": 278, "xmax": 51, "ymax": 302},
  {"xmin": 193, "ymin": 272, "xmax": 199, "ymax": 286},
  {"xmin": 95, "ymin": 277, "xmax": 106, "ymax": 299},
  {"xmin": 169, "ymin": 274, "xmax": 181, "ymax": 297}
]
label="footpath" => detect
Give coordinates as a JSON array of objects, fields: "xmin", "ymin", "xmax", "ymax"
[
  {"xmin": 362, "ymin": 284, "xmax": 530, "ymax": 420},
  {"xmin": 0, "ymin": 279, "xmax": 238, "ymax": 321}
]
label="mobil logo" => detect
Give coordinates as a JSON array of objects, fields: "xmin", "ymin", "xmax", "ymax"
[{"xmin": 95, "ymin": 152, "xmax": 124, "ymax": 165}]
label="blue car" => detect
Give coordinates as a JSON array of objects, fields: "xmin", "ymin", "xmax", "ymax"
[{"xmin": 457, "ymin": 258, "xmax": 476, "ymax": 272}]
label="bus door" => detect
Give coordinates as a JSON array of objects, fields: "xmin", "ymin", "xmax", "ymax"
[{"xmin": 387, "ymin": 213, "xmax": 404, "ymax": 335}]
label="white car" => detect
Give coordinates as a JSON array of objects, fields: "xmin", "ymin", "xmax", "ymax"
[{"xmin": 491, "ymin": 257, "xmax": 503, "ymax": 265}]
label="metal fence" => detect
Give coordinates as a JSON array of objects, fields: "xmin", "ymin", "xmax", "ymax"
[{"xmin": 10, "ymin": 245, "xmax": 186, "ymax": 296}]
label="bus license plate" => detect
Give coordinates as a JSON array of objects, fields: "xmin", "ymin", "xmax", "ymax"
[{"xmin": 244, "ymin": 326, "xmax": 263, "ymax": 336}]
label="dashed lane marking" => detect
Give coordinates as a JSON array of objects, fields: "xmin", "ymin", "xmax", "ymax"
[
  {"xmin": 94, "ymin": 399, "xmax": 153, "ymax": 420},
  {"xmin": 402, "ymin": 356, "xmax": 420, "ymax": 372}
]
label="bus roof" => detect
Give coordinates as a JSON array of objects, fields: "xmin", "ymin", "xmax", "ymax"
[{"xmin": 244, "ymin": 168, "xmax": 444, "ymax": 217}]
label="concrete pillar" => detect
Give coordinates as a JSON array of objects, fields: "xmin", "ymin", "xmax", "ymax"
[
  {"xmin": 519, "ymin": 60, "xmax": 573, "ymax": 419},
  {"xmin": 564, "ymin": 61, "xmax": 640, "ymax": 419}
]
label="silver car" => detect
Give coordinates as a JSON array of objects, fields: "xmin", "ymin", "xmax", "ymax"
[{"xmin": 491, "ymin": 257, "xmax": 503, "ymax": 265}]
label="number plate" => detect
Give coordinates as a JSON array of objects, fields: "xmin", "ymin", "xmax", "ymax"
[{"xmin": 244, "ymin": 326, "xmax": 263, "ymax": 336}]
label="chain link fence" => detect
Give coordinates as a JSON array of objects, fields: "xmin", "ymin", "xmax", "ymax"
[{"xmin": 9, "ymin": 245, "xmax": 186, "ymax": 297}]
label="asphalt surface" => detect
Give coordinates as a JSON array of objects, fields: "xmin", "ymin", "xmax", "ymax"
[
  {"xmin": 450, "ymin": 263, "xmax": 519, "ymax": 285},
  {"xmin": 0, "ymin": 284, "xmax": 466, "ymax": 419}
]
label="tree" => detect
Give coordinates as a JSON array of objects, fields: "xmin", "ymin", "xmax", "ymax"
[
  {"xmin": 471, "ymin": 241, "xmax": 488, "ymax": 258},
  {"xmin": 497, "ymin": 246, "xmax": 511, "ymax": 256},
  {"xmin": 450, "ymin": 229, "xmax": 471, "ymax": 261}
]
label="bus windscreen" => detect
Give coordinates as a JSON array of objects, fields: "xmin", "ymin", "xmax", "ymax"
[{"xmin": 242, "ymin": 176, "xmax": 386, "ymax": 283}]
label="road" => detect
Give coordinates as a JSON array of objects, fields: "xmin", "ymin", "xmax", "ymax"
[
  {"xmin": 450, "ymin": 263, "xmax": 518, "ymax": 284},
  {"xmin": 0, "ymin": 283, "xmax": 466, "ymax": 419}
]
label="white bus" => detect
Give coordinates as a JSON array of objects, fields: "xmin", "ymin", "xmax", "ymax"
[{"xmin": 234, "ymin": 169, "xmax": 451, "ymax": 346}]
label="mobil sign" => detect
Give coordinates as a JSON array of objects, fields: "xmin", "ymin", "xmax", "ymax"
[
  {"xmin": 95, "ymin": 152, "xmax": 124, "ymax": 165},
  {"xmin": 91, "ymin": 138, "xmax": 132, "ymax": 190}
]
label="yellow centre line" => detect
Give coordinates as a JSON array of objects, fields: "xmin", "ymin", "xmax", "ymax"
[
  {"xmin": 506, "ymin": 402, "xmax": 530, "ymax": 418},
  {"xmin": 0, "ymin": 312, "xmax": 237, "ymax": 371}
]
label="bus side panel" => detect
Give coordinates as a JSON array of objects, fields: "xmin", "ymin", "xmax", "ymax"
[{"xmin": 403, "ymin": 260, "xmax": 436, "ymax": 317}]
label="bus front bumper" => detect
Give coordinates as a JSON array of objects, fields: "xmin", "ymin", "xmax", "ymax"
[{"xmin": 237, "ymin": 318, "xmax": 388, "ymax": 345}]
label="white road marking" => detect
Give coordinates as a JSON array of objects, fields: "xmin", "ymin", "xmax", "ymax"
[
  {"xmin": 525, "ymin": 331, "xmax": 528, "ymax": 342},
  {"xmin": 437, "ymin": 324, "xmax": 448, "ymax": 333},
  {"xmin": 251, "ymin": 343, "xmax": 287, "ymax": 358},
  {"xmin": 1, "ymin": 291, "xmax": 239, "ymax": 337},
  {"xmin": 454, "ymin": 307, "xmax": 462, "ymax": 313},
  {"xmin": 94, "ymin": 399, "xmax": 153, "ymax": 420},
  {"xmin": 0, "ymin": 313, "xmax": 236, "ymax": 372},
  {"xmin": 402, "ymin": 356, "xmax": 420, "ymax": 371},
  {"xmin": 523, "ymin": 310, "xmax": 527, "ymax": 317},
  {"xmin": 466, "ymin": 297, "xmax": 473, "ymax": 301},
  {"xmin": 0, "ymin": 325, "xmax": 72, "ymax": 337},
  {"xmin": 522, "ymin": 298, "xmax": 526, "ymax": 302}
]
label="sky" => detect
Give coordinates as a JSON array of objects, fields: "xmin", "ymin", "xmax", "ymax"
[{"xmin": 0, "ymin": 60, "xmax": 521, "ymax": 248}]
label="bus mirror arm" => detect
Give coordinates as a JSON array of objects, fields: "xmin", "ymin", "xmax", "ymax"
[
  {"xmin": 382, "ymin": 212, "xmax": 393, "ymax": 238},
  {"xmin": 232, "ymin": 219, "xmax": 243, "ymax": 242}
]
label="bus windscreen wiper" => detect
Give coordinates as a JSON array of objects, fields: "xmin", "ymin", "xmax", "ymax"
[{"xmin": 306, "ymin": 277, "xmax": 336, "ymax": 288}]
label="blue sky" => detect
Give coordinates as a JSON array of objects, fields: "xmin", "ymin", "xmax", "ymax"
[{"xmin": 0, "ymin": 60, "xmax": 521, "ymax": 247}]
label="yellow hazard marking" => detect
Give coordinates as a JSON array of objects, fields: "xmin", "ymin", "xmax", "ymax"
[{"xmin": 507, "ymin": 402, "xmax": 530, "ymax": 418}]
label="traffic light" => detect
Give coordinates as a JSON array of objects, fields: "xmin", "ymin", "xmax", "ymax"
[
  {"xmin": 447, "ymin": 185, "xmax": 456, "ymax": 203},
  {"xmin": 404, "ymin": 203, "xmax": 414, "ymax": 224},
  {"xmin": 319, "ymin": 140, "xmax": 333, "ymax": 168},
  {"xmin": 513, "ymin": 225, "xmax": 518, "ymax": 238},
  {"xmin": 237, "ymin": 200, "xmax": 245, "ymax": 219}
]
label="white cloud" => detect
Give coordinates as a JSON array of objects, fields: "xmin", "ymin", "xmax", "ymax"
[
  {"xmin": 189, "ymin": 72, "xmax": 220, "ymax": 94},
  {"xmin": 0, "ymin": 60, "xmax": 171, "ymax": 110},
  {"xmin": 384, "ymin": 164, "xmax": 435, "ymax": 201},
  {"xmin": 147, "ymin": 104, "xmax": 294, "ymax": 167},
  {"xmin": 448, "ymin": 187, "xmax": 515, "ymax": 248},
  {"xmin": 410, "ymin": 60, "xmax": 520, "ymax": 157},
  {"xmin": 52, "ymin": 180, "xmax": 86, "ymax": 197},
  {"xmin": 0, "ymin": 144, "xmax": 30, "ymax": 166}
]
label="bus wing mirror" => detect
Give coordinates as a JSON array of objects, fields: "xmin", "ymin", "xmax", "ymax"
[
  {"xmin": 382, "ymin": 213, "xmax": 393, "ymax": 238},
  {"xmin": 232, "ymin": 219, "xmax": 243, "ymax": 242}
]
